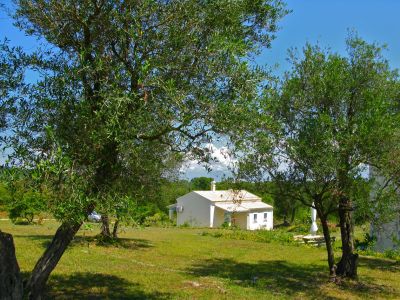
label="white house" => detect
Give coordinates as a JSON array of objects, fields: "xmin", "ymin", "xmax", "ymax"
[
  {"xmin": 168, "ymin": 181, "xmax": 273, "ymax": 230},
  {"xmin": 370, "ymin": 219, "xmax": 400, "ymax": 251}
]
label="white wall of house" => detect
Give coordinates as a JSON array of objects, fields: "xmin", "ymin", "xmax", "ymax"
[
  {"xmin": 371, "ymin": 218, "xmax": 400, "ymax": 251},
  {"xmin": 176, "ymin": 192, "xmax": 211, "ymax": 227},
  {"xmin": 370, "ymin": 166, "xmax": 400, "ymax": 251},
  {"xmin": 213, "ymin": 207, "xmax": 225, "ymax": 228},
  {"xmin": 247, "ymin": 211, "xmax": 273, "ymax": 230}
]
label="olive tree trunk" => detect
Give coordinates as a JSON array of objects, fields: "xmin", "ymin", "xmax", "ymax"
[
  {"xmin": 100, "ymin": 214, "xmax": 112, "ymax": 238},
  {"xmin": 0, "ymin": 231, "xmax": 23, "ymax": 300},
  {"xmin": 336, "ymin": 198, "xmax": 358, "ymax": 278},
  {"xmin": 290, "ymin": 207, "xmax": 296, "ymax": 224},
  {"xmin": 317, "ymin": 211, "xmax": 336, "ymax": 276},
  {"xmin": 112, "ymin": 219, "xmax": 120, "ymax": 238},
  {"xmin": 26, "ymin": 221, "xmax": 82, "ymax": 300}
]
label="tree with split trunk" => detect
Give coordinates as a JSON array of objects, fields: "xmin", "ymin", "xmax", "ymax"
[
  {"xmin": 96, "ymin": 146, "xmax": 184, "ymax": 239},
  {"xmin": 237, "ymin": 34, "xmax": 399, "ymax": 278},
  {"xmin": 0, "ymin": 1, "xmax": 288, "ymax": 298}
]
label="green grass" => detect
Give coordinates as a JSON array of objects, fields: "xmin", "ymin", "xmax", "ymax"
[{"xmin": 1, "ymin": 220, "xmax": 400, "ymax": 299}]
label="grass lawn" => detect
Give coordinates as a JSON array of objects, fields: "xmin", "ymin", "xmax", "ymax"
[{"xmin": 1, "ymin": 220, "xmax": 399, "ymax": 300}]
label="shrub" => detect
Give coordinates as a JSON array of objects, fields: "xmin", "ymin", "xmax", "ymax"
[
  {"xmin": 129, "ymin": 204, "xmax": 160, "ymax": 225},
  {"xmin": 286, "ymin": 224, "xmax": 309, "ymax": 234},
  {"xmin": 355, "ymin": 233, "xmax": 376, "ymax": 251},
  {"xmin": 8, "ymin": 190, "xmax": 47, "ymax": 224},
  {"xmin": 383, "ymin": 249, "xmax": 400, "ymax": 260},
  {"xmin": 143, "ymin": 212, "xmax": 172, "ymax": 227},
  {"xmin": 179, "ymin": 221, "xmax": 190, "ymax": 228},
  {"xmin": 0, "ymin": 182, "xmax": 11, "ymax": 206}
]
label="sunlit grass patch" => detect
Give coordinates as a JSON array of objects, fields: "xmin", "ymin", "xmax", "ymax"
[{"xmin": 1, "ymin": 220, "xmax": 399, "ymax": 299}]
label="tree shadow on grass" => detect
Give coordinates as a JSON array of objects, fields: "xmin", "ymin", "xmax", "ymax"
[
  {"xmin": 44, "ymin": 272, "xmax": 171, "ymax": 299},
  {"xmin": 72, "ymin": 235, "xmax": 154, "ymax": 250},
  {"xmin": 187, "ymin": 258, "xmax": 399, "ymax": 299},
  {"xmin": 13, "ymin": 234, "xmax": 153, "ymax": 250},
  {"xmin": 358, "ymin": 256, "xmax": 400, "ymax": 273}
]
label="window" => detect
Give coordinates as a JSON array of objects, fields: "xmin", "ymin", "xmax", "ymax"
[
  {"xmin": 264, "ymin": 213, "xmax": 268, "ymax": 222},
  {"xmin": 253, "ymin": 213, "xmax": 258, "ymax": 223}
]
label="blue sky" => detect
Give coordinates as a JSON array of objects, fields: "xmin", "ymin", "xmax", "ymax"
[
  {"xmin": 188, "ymin": 0, "xmax": 400, "ymax": 180},
  {"xmin": 1, "ymin": 0, "xmax": 400, "ymax": 180},
  {"xmin": 261, "ymin": 0, "xmax": 400, "ymax": 75},
  {"xmin": 3, "ymin": 0, "xmax": 399, "ymax": 68}
]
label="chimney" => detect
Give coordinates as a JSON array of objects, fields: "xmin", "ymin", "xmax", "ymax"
[{"xmin": 211, "ymin": 180, "xmax": 216, "ymax": 191}]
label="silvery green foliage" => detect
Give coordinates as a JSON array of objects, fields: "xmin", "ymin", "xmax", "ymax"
[
  {"xmin": 239, "ymin": 33, "xmax": 399, "ymax": 222},
  {"xmin": 4, "ymin": 0, "xmax": 287, "ymax": 222}
]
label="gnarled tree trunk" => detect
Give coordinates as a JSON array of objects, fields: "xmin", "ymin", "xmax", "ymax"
[
  {"xmin": 317, "ymin": 211, "xmax": 336, "ymax": 276},
  {"xmin": 26, "ymin": 221, "xmax": 82, "ymax": 300},
  {"xmin": 112, "ymin": 219, "xmax": 119, "ymax": 238},
  {"xmin": 290, "ymin": 207, "xmax": 296, "ymax": 225},
  {"xmin": 336, "ymin": 198, "xmax": 358, "ymax": 278},
  {"xmin": 0, "ymin": 231, "xmax": 23, "ymax": 300},
  {"xmin": 100, "ymin": 214, "xmax": 111, "ymax": 238}
]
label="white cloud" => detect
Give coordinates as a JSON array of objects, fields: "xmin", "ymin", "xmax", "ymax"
[{"xmin": 180, "ymin": 143, "xmax": 237, "ymax": 181}]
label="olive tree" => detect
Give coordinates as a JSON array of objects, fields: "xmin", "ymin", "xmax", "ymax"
[
  {"xmin": 1, "ymin": 0, "xmax": 287, "ymax": 298},
  {"xmin": 239, "ymin": 35, "xmax": 399, "ymax": 278}
]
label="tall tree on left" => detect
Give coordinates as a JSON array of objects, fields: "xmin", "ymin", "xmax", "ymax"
[
  {"xmin": 0, "ymin": 1, "xmax": 287, "ymax": 298},
  {"xmin": 0, "ymin": 41, "xmax": 27, "ymax": 300}
]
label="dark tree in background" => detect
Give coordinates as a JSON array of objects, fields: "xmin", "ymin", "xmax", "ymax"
[{"xmin": 190, "ymin": 177, "xmax": 214, "ymax": 190}]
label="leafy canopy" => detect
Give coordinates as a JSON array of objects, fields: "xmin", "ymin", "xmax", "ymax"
[
  {"xmin": 239, "ymin": 34, "xmax": 399, "ymax": 217},
  {"xmin": 3, "ymin": 0, "xmax": 288, "ymax": 222}
]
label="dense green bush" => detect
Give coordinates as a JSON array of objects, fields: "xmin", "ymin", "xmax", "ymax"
[
  {"xmin": 190, "ymin": 177, "xmax": 213, "ymax": 190},
  {"xmin": 8, "ymin": 189, "xmax": 47, "ymax": 223},
  {"xmin": 0, "ymin": 182, "xmax": 11, "ymax": 205},
  {"xmin": 143, "ymin": 212, "xmax": 172, "ymax": 227},
  {"xmin": 355, "ymin": 233, "xmax": 376, "ymax": 251},
  {"xmin": 128, "ymin": 203, "xmax": 160, "ymax": 225},
  {"xmin": 0, "ymin": 169, "xmax": 49, "ymax": 223},
  {"xmin": 285, "ymin": 223, "xmax": 310, "ymax": 234}
]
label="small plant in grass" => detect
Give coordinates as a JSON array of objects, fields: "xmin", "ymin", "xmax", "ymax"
[
  {"xmin": 220, "ymin": 222, "xmax": 240, "ymax": 230},
  {"xmin": 179, "ymin": 222, "xmax": 191, "ymax": 228},
  {"xmin": 221, "ymin": 221, "xmax": 231, "ymax": 229},
  {"xmin": 381, "ymin": 237, "xmax": 400, "ymax": 260},
  {"xmin": 82, "ymin": 222, "xmax": 94, "ymax": 234},
  {"xmin": 383, "ymin": 249, "xmax": 400, "ymax": 260},
  {"xmin": 37, "ymin": 214, "xmax": 45, "ymax": 225}
]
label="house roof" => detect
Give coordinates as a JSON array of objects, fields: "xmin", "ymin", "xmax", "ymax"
[
  {"xmin": 215, "ymin": 201, "xmax": 273, "ymax": 212},
  {"xmin": 193, "ymin": 189, "xmax": 261, "ymax": 202}
]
